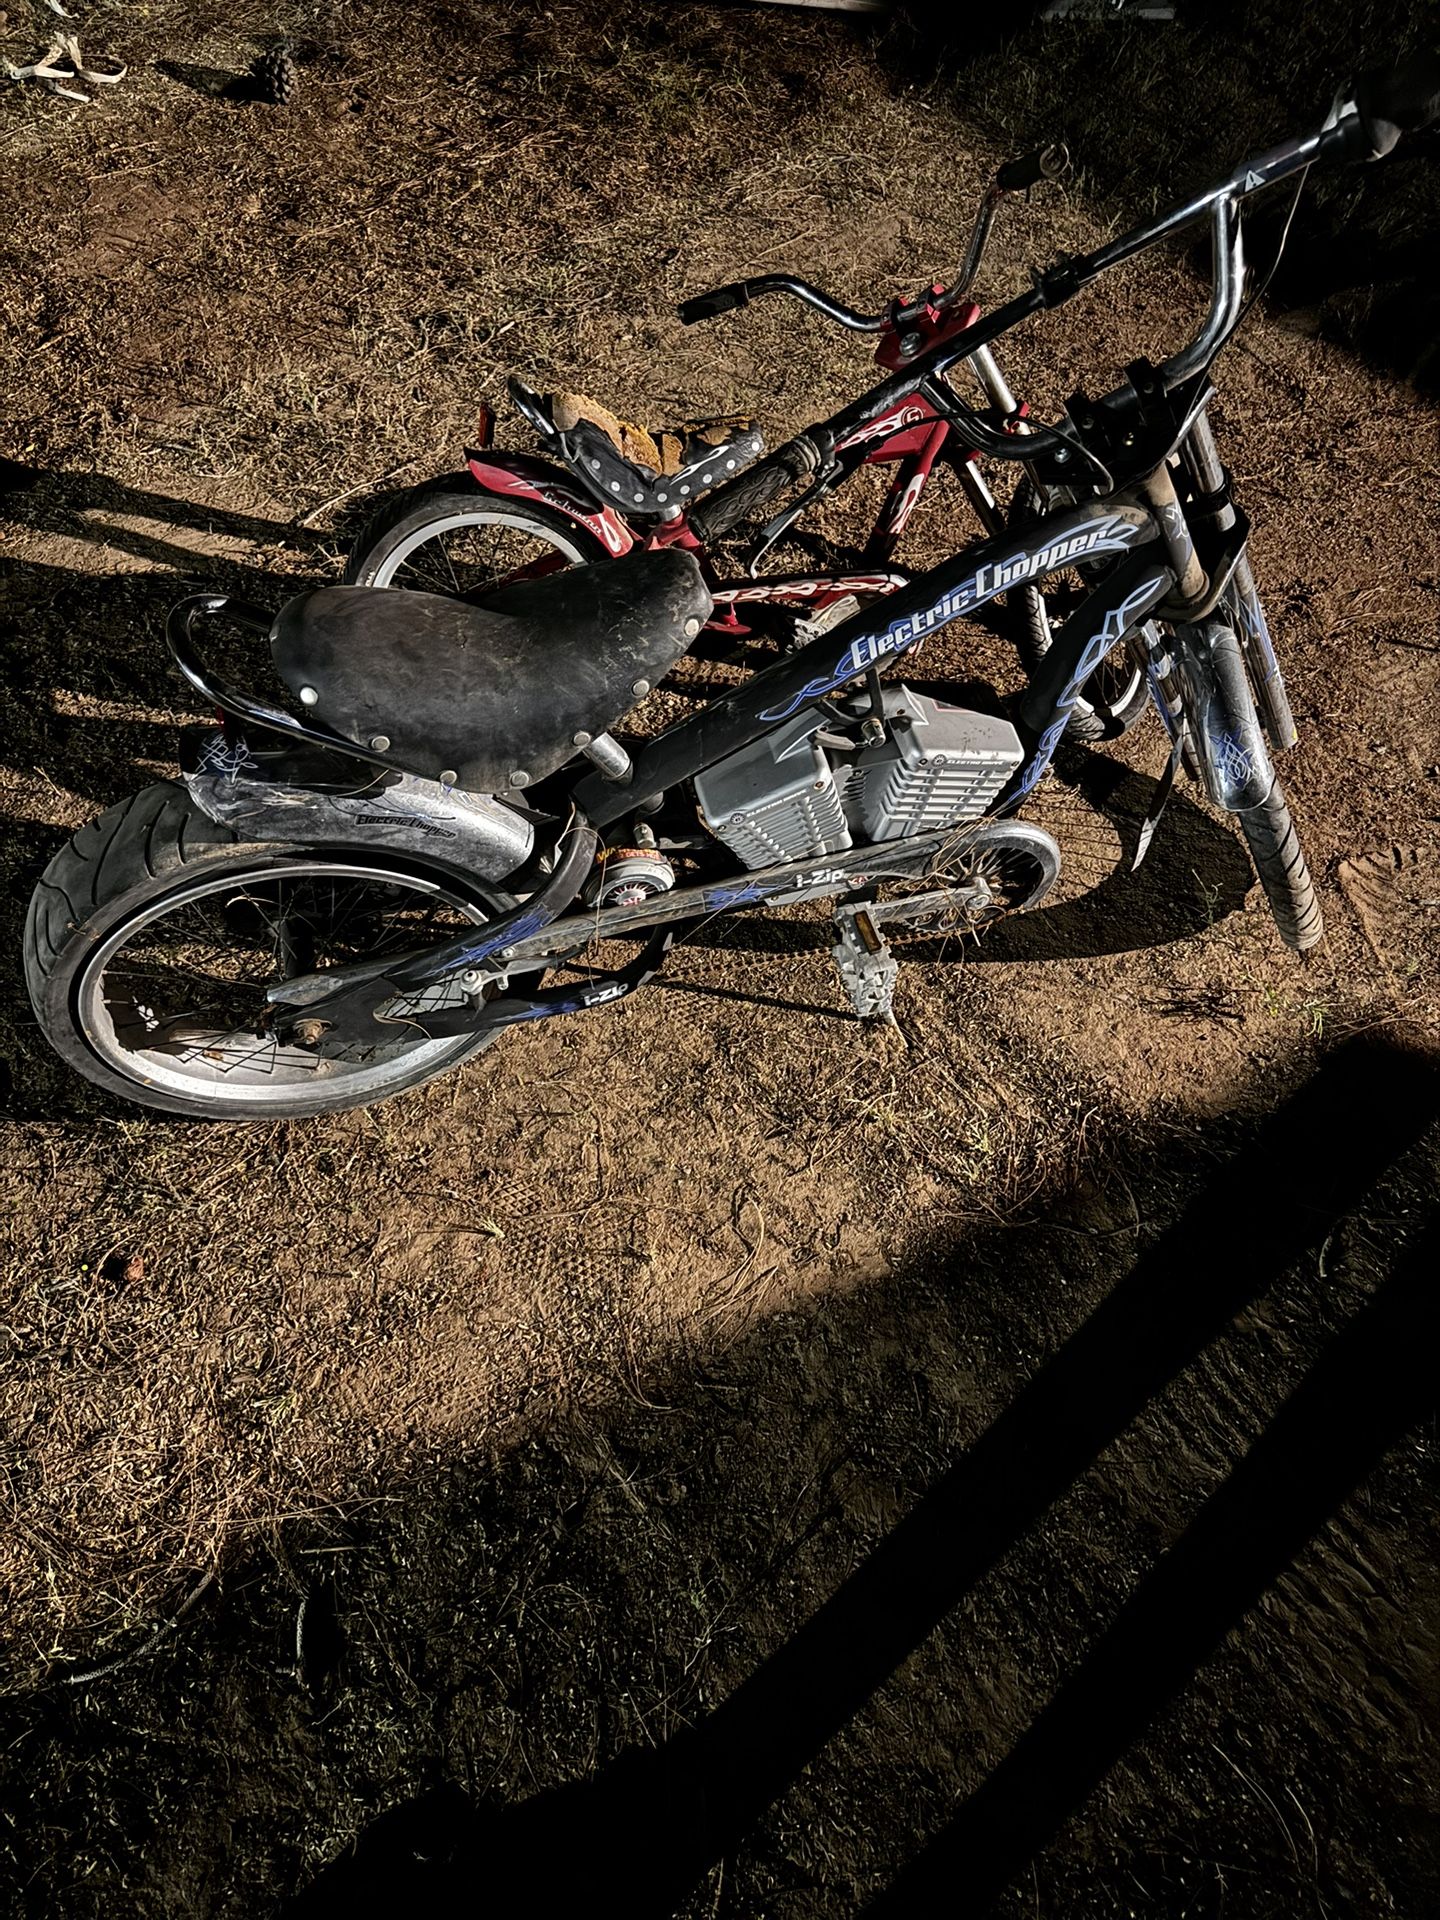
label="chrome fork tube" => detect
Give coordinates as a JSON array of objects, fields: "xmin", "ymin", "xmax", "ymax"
[
  {"xmin": 1182, "ymin": 411, "xmax": 1298, "ymax": 748},
  {"xmin": 964, "ymin": 342, "xmax": 1020, "ymax": 416},
  {"xmin": 1137, "ymin": 462, "xmax": 1207, "ymax": 606}
]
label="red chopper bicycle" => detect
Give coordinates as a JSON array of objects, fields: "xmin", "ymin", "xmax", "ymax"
[{"xmin": 345, "ymin": 145, "xmax": 1150, "ymax": 743}]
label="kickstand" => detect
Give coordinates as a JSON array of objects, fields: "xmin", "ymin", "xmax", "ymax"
[
  {"xmin": 1132, "ymin": 732, "xmax": 1184, "ymax": 871},
  {"xmin": 831, "ymin": 895, "xmax": 899, "ymax": 1026}
]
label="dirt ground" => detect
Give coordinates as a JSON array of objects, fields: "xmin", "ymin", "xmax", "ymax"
[{"xmin": 1, "ymin": 2, "xmax": 1437, "ymax": 1914}]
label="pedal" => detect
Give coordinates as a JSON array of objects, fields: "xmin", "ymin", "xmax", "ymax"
[{"xmin": 831, "ymin": 899, "xmax": 898, "ymax": 1024}]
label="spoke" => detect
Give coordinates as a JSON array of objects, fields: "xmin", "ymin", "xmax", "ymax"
[
  {"xmin": 91, "ymin": 864, "xmax": 489, "ymax": 1092},
  {"xmin": 403, "ymin": 546, "xmax": 454, "ymax": 595}
]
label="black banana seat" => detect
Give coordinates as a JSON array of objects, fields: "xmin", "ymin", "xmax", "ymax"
[{"xmin": 270, "ymin": 548, "xmax": 712, "ymax": 795}]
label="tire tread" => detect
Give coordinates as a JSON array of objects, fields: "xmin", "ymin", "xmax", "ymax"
[
  {"xmin": 24, "ymin": 783, "xmax": 238, "ymax": 1008},
  {"xmin": 1239, "ymin": 780, "xmax": 1325, "ymax": 951},
  {"xmin": 22, "ymin": 780, "xmax": 500, "ymax": 1118}
]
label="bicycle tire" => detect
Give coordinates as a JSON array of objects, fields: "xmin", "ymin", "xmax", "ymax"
[
  {"xmin": 24, "ymin": 782, "xmax": 504, "ymax": 1118},
  {"xmin": 345, "ymin": 476, "xmax": 609, "ymax": 591},
  {"xmin": 1236, "ymin": 778, "xmax": 1325, "ymax": 952}
]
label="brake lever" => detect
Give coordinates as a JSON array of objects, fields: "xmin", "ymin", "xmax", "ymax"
[{"xmin": 745, "ymin": 460, "xmax": 843, "ymax": 577}]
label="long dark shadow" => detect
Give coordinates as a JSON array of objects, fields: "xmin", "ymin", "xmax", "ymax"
[
  {"xmin": 867, "ymin": 1208, "xmax": 1440, "ymax": 1914},
  {"xmin": 282, "ymin": 1037, "xmax": 1440, "ymax": 1915},
  {"xmin": 0, "ymin": 457, "xmax": 327, "ymax": 555}
]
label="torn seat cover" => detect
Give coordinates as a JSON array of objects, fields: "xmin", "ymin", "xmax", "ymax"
[{"xmin": 270, "ymin": 548, "xmax": 712, "ymax": 795}]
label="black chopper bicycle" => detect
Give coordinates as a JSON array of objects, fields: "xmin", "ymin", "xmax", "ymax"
[{"xmin": 24, "ymin": 59, "xmax": 1439, "ymax": 1118}]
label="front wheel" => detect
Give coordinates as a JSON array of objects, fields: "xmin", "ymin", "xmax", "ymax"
[
  {"xmin": 25, "ymin": 783, "xmax": 508, "ymax": 1118},
  {"xmin": 345, "ymin": 476, "xmax": 607, "ymax": 594},
  {"xmin": 1236, "ymin": 779, "xmax": 1325, "ymax": 953}
]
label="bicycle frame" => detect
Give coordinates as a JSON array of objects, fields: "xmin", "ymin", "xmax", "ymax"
[
  {"xmin": 222, "ymin": 493, "xmax": 1184, "ymax": 1037},
  {"xmin": 464, "ymin": 300, "xmax": 1013, "ymax": 632},
  {"xmin": 245, "ymin": 103, "xmax": 1378, "ymax": 1027}
]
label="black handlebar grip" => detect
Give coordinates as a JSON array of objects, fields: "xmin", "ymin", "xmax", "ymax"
[
  {"xmin": 687, "ymin": 436, "xmax": 818, "ymax": 543},
  {"xmin": 677, "ymin": 282, "xmax": 753, "ymax": 325},
  {"xmin": 1354, "ymin": 50, "xmax": 1440, "ymax": 157},
  {"xmin": 994, "ymin": 142, "xmax": 1071, "ymax": 193}
]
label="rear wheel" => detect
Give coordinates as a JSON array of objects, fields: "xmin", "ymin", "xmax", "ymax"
[
  {"xmin": 1236, "ymin": 779, "xmax": 1325, "ymax": 952},
  {"xmin": 25, "ymin": 783, "xmax": 506, "ymax": 1118},
  {"xmin": 345, "ymin": 477, "xmax": 608, "ymax": 594}
]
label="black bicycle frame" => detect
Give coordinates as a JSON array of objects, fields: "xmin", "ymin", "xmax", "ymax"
[
  {"xmin": 262, "ymin": 117, "xmax": 1352, "ymax": 1020},
  {"xmin": 264, "ymin": 497, "xmax": 1178, "ymax": 1033},
  {"xmin": 574, "ymin": 500, "xmax": 1162, "ymax": 828}
]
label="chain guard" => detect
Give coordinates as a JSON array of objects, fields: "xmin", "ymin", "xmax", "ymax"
[{"xmin": 273, "ymin": 819, "xmax": 1061, "ymax": 1048}]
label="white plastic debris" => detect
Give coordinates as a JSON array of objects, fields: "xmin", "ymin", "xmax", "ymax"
[{"xmin": 6, "ymin": 31, "xmax": 126, "ymax": 102}]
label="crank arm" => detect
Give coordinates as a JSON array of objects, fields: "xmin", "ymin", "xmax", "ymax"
[{"xmin": 857, "ymin": 882, "xmax": 993, "ymax": 935}]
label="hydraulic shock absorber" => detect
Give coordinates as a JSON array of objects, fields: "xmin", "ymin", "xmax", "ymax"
[{"xmin": 1182, "ymin": 411, "xmax": 1298, "ymax": 749}]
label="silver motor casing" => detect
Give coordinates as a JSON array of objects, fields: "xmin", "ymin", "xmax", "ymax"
[
  {"xmin": 839, "ymin": 688, "xmax": 1024, "ymax": 843},
  {"xmin": 693, "ymin": 711, "xmax": 853, "ymax": 870},
  {"xmin": 185, "ymin": 730, "xmax": 534, "ymax": 880}
]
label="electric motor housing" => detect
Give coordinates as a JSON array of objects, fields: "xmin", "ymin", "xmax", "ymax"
[
  {"xmin": 692, "ymin": 711, "xmax": 852, "ymax": 870},
  {"xmin": 839, "ymin": 687, "xmax": 1024, "ymax": 842},
  {"xmin": 693, "ymin": 687, "xmax": 1025, "ymax": 871}
]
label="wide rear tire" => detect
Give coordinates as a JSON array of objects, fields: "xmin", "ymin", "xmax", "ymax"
[{"xmin": 24, "ymin": 782, "xmax": 503, "ymax": 1118}]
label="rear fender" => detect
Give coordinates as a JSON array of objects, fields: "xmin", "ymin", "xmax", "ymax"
[
  {"xmin": 463, "ymin": 448, "xmax": 634, "ymax": 557},
  {"xmin": 181, "ymin": 727, "xmax": 535, "ymax": 881}
]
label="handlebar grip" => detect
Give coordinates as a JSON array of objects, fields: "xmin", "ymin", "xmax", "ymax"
[
  {"xmin": 687, "ymin": 435, "xmax": 820, "ymax": 543},
  {"xmin": 994, "ymin": 142, "xmax": 1070, "ymax": 193},
  {"xmin": 1354, "ymin": 50, "xmax": 1440, "ymax": 157},
  {"xmin": 677, "ymin": 282, "xmax": 752, "ymax": 325}
]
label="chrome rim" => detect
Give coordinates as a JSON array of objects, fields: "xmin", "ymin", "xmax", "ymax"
[
  {"xmin": 368, "ymin": 506, "xmax": 590, "ymax": 595},
  {"xmin": 76, "ymin": 860, "xmax": 492, "ymax": 1110}
]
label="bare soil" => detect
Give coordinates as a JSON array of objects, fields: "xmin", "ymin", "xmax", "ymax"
[{"xmin": 0, "ymin": 3, "xmax": 1437, "ymax": 1915}]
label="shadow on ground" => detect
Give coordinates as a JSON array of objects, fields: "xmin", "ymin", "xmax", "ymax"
[
  {"xmin": 882, "ymin": 0, "xmax": 1440, "ymax": 390},
  {"xmin": 3, "ymin": 1037, "xmax": 1436, "ymax": 1917}
]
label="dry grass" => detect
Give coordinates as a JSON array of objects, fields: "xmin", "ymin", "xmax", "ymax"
[{"xmin": 4, "ymin": 0, "xmax": 1438, "ymax": 1686}]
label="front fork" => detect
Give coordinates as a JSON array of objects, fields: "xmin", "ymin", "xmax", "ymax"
[
  {"xmin": 1167, "ymin": 618, "xmax": 1275, "ymax": 809},
  {"xmin": 1138, "ymin": 411, "xmax": 1299, "ymax": 811},
  {"xmin": 1180, "ymin": 410, "xmax": 1298, "ymax": 750}
]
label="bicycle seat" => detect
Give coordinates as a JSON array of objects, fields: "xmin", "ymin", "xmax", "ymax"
[
  {"xmin": 507, "ymin": 374, "xmax": 765, "ymax": 517},
  {"xmin": 271, "ymin": 549, "xmax": 712, "ymax": 795}
]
